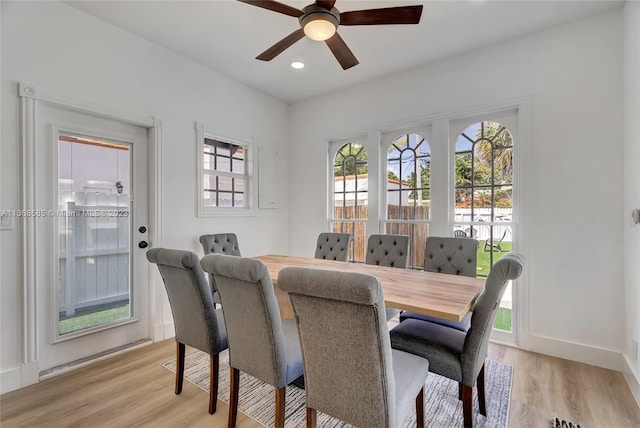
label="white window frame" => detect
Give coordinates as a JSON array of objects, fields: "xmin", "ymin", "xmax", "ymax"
[
  {"xmin": 326, "ymin": 97, "xmax": 530, "ymax": 346},
  {"xmin": 196, "ymin": 122, "xmax": 256, "ymax": 217},
  {"xmin": 380, "ymin": 125, "xmax": 433, "ymax": 269},
  {"xmin": 328, "ymin": 136, "xmax": 369, "ymax": 262}
]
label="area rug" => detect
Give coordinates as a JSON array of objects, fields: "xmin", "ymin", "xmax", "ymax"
[{"xmin": 162, "ymin": 350, "xmax": 511, "ymax": 427}]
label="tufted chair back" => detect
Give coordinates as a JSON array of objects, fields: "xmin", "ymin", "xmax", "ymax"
[
  {"xmin": 390, "ymin": 252, "xmax": 525, "ymax": 428},
  {"xmin": 365, "ymin": 233, "xmax": 409, "ymax": 321},
  {"xmin": 199, "ymin": 233, "xmax": 241, "ymax": 301},
  {"xmin": 279, "ymin": 267, "xmax": 430, "ymax": 428},
  {"xmin": 314, "ymin": 232, "xmax": 353, "ymax": 262},
  {"xmin": 424, "ymin": 236, "xmax": 478, "ymax": 277},
  {"xmin": 462, "ymin": 252, "xmax": 525, "ymax": 384},
  {"xmin": 365, "ymin": 234, "xmax": 410, "ymax": 268},
  {"xmin": 401, "ymin": 236, "xmax": 479, "ymax": 331},
  {"xmin": 200, "ymin": 233, "xmax": 241, "ymax": 257}
]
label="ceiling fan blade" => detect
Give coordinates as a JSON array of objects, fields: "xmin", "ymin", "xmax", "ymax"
[
  {"xmin": 325, "ymin": 33, "xmax": 359, "ymax": 70},
  {"xmin": 315, "ymin": 0, "xmax": 336, "ymax": 10},
  {"xmin": 256, "ymin": 28, "xmax": 305, "ymax": 61},
  {"xmin": 340, "ymin": 5, "xmax": 423, "ymax": 26},
  {"xmin": 237, "ymin": 0, "xmax": 303, "ymax": 17}
]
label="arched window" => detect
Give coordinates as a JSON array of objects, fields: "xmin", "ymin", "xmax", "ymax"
[
  {"xmin": 454, "ymin": 121, "xmax": 513, "ymax": 273},
  {"xmin": 385, "ymin": 133, "xmax": 430, "ymax": 268},
  {"xmin": 333, "ymin": 142, "xmax": 367, "ymax": 261}
]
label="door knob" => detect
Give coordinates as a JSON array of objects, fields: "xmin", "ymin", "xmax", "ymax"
[{"xmin": 138, "ymin": 241, "xmax": 149, "ymax": 249}]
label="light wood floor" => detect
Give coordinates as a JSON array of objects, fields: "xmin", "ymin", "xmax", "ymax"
[{"xmin": 1, "ymin": 339, "xmax": 639, "ymax": 427}]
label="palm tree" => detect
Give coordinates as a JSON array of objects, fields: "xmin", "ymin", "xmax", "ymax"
[
  {"xmin": 334, "ymin": 143, "xmax": 367, "ymax": 177},
  {"xmin": 474, "ymin": 122, "xmax": 513, "ymax": 177}
]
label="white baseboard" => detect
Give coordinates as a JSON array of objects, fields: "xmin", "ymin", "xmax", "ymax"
[
  {"xmin": 519, "ymin": 332, "xmax": 623, "ymax": 371},
  {"xmin": 1, "ymin": 361, "xmax": 39, "ymax": 394},
  {"xmin": 622, "ymin": 353, "xmax": 640, "ymax": 407},
  {"xmin": 1, "ymin": 366, "xmax": 21, "ymax": 394},
  {"xmin": 519, "ymin": 332, "xmax": 640, "ymax": 405}
]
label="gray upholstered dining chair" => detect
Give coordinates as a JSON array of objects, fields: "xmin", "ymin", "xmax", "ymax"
[
  {"xmin": 390, "ymin": 252, "xmax": 525, "ymax": 428},
  {"xmin": 314, "ymin": 232, "xmax": 352, "ymax": 262},
  {"xmin": 200, "ymin": 254, "xmax": 304, "ymax": 428},
  {"xmin": 400, "ymin": 236, "xmax": 479, "ymax": 331},
  {"xmin": 199, "ymin": 233, "xmax": 241, "ymax": 257},
  {"xmin": 199, "ymin": 233, "xmax": 241, "ymax": 304},
  {"xmin": 365, "ymin": 233, "xmax": 410, "ymax": 321},
  {"xmin": 146, "ymin": 248, "xmax": 228, "ymax": 415},
  {"xmin": 279, "ymin": 267, "xmax": 430, "ymax": 428}
]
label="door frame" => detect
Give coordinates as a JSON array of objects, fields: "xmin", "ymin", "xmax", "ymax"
[{"xmin": 18, "ymin": 82, "xmax": 164, "ymax": 388}]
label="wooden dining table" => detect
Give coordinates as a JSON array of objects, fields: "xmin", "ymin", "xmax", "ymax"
[{"xmin": 253, "ymin": 254, "xmax": 485, "ymax": 322}]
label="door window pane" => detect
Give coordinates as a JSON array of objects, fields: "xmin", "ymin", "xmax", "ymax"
[{"xmin": 57, "ymin": 134, "xmax": 131, "ymax": 336}]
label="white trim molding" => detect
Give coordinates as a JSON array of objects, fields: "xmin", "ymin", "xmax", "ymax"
[
  {"xmin": 149, "ymin": 117, "xmax": 165, "ymax": 342},
  {"xmin": 19, "ymin": 83, "xmax": 39, "ymax": 388},
  {"xmin": 195, "ymin": 121, "xmax": 257, "ymax": 217},
  {"xmin": 623, "ymin": 353, "xmax": 640, "ymax": 406},
  {"xmin": 520, "ymin": 331, "xmax": 626, "ymax": 372}
]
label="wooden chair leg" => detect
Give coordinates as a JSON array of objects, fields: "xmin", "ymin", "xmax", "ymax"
[
  {"xmin": 209, "ymin": 354, "xmax": 219, "ymax": 414},
  {"xmin": 462, "ymin": 384, "xmax": 473, "ymax": 428},
  {"xmin": 274, "ymin": 387, "xmax": 286, "ymax": 428},
  {"xmin": 175, "ymin": 342, "xmax": 185, "ymax": 395},
  {"xmin": 306, "ymin": 407, "xmax": 317, "ymax": 428},
  {"xmin": 477, "ymin": 363, "xmax": 487, "ymax": 416},
  {"xmin": 416, "ymin": 386, "xmax": 425, "ymax": 428},
  {"xmin": 228, "ymin": 367, "xmax": 240, "ymax": 428}
]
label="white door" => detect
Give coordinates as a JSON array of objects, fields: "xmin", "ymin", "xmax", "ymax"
[{"xmin": 35, "ymin": 102, "xmax": 150, "ymax": 372}]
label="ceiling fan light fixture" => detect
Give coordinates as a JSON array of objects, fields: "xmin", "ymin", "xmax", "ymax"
[
  {"xmin": 303, "ymin": 16, "xmax": 336, "ymax": 41},
  {"xmin": 299, "ymin": 6, "xmax": 339, "ymax": 41}
]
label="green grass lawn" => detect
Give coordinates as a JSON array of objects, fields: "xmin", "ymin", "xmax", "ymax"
[
  {"xmin": 59, "ymin": 301, "xmax": 130, "ymax": 335},
  {"xmin": 494, "ymin": 307, "xmax": 512, "ymax": 331},
  {"xmin": 476, "ymin": 241, "xmax": 512, "ymax": 276},
  {"xmin": 476, "ymin": 242, "xmax": 513, "ymax": 332}
]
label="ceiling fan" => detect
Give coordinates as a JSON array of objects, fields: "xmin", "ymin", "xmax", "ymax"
[{"xmin": 237, "ymin": 0, "xmax": 423, "ymax": 70}]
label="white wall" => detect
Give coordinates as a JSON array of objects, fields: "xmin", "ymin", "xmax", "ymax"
[
  {"xmin": 623, "ymin": 1, "xmax": 640, "ymax": 403},
  {"xmin": 1, "ymin": 1, "xmax": 289, "ymax": 392},
  {"xmin": 289, "ymin": 10, "xmax": 626, "ymax": 370}
]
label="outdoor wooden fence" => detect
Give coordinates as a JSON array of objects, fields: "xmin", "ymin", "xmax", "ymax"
[{"xmin": 334, "ymin": 205, "xmax": 430, "ymax": 268}]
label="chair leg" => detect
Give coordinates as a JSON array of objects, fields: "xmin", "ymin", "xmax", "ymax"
[
  {"xmin": 228, "ymin": 367, "xmax": 240, "ymax": 428},
  {"xmin": 209, "ymin": 354, "xmax": 219, "ymax": 414},
  {"xmin": 274, "ymin": 387, "xmax": 286, "ymax": 428},
  {"xmin": 461, "ymin": 384, "xmax": 473, "ymax": 428},
  {"xmin": 175, "ymin": 342, "xmax": 185, "ymax": 395},
  {"xmin": 478, "ymin": 363, "xmax": 487, "ymax": 416},
  {"xmin": 416, "ymin": 386, "xmax": 425, "ymax": 428},
  {"xmin": 306, "ymin": 407, "xmax": 317, "ymax": 428}
]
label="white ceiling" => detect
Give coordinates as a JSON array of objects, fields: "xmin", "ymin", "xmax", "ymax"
[{"xmin": 65, "ymin": 0, "xmax": 623, "ymax": 103}]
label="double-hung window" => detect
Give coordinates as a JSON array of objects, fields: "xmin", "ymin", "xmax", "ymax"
[
  {"xmin": 331, "ymin": 140, "xmax": 367, "ymax": 262},
  {"xmin": 198, "ymin": 124, "xmax": 253, "ymax": 216},
  {"xmin": 383, "ymin": 132, "xmax": 431, "ymax": 269}
]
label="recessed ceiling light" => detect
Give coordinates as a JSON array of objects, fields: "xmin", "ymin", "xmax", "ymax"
[{"xmin": 291, "ymin": 61, "xmax": 305, "ymax": 69}]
